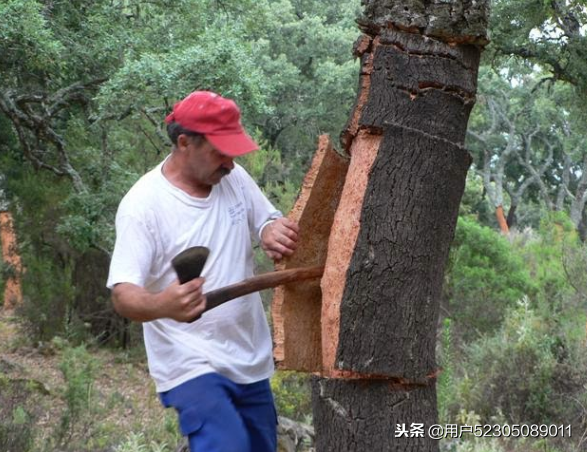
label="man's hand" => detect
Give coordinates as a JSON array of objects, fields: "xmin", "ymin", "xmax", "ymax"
[
  {"xmin": 261, "ymin": 217, "xmax": 299, "ymax": 260},
  {"xmin": 112, "ymin": 278, "xmax": 206, "ymax": 323},
  {"xmin": 160, "ymin": 278, "xmax": 207, "ymax": 322}
]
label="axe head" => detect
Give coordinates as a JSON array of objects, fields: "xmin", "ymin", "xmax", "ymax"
[{"xmin": 171, "ymin": 246, "xmax": 210, "ymax": 284}]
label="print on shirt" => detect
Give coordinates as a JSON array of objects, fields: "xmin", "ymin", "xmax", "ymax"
[{"xmin": 228, "ymin": 201, "xmax": 246, "ymax": 225}]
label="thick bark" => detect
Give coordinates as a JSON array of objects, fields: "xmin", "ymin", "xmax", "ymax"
[
  {"xmin": 335, "ymin": 124, "xmax": 470, "ymax": 378},
  {"xmin": 312, "ymin": 377, "xmax": 438, "ymax": 452},
  {"xmin": 310, "ymin": 1, "xmax": 489, "ymax": 450}
]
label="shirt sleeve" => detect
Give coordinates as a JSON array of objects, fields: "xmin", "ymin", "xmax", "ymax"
[
  {"xmin": 106, "ymin": 212, "xmax": 157, "ymax": 289},
  {"xmin": 235, "ymin": 165, "xmax": 283, "ymax": 242}
]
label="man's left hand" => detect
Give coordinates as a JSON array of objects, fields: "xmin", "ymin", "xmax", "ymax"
[{"xmin": 261, "ymin": 218, "xmax": 299, "ymax": 261}]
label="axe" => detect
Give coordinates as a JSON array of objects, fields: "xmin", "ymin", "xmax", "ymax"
[{"xmin": 171, "ymin": 246, "xmax": 323, "ymax": 322}]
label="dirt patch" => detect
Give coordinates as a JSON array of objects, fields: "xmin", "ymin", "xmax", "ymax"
[{"xmin": 0, "ymin": 312, "xmax": 175, "ymax": 450}]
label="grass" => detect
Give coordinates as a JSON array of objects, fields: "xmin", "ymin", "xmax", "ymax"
[{"xmin": 0, "ymin": 312, "xmax": 181, "ymax": 451}]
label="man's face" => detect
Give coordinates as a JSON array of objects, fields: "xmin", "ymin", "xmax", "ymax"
[{"xmin": 180, "ymin": 135, "xmax": 235, "ymax": 188}]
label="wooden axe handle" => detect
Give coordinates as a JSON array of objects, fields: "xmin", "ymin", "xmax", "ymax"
[{"xmin": 188, "ymin": 265, "xmax": 324, "ymax": 322}]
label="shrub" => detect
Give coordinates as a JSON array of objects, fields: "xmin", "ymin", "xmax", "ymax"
[
  {"xmin": 19, "ymin": 252, "xmax": 75, "ymax": 344},
  {"xmin": 445, "ymin": 217, "xmax": 534, "ymax": 339},
  {"xmin": 271, "ymin": 371, "xmax": 312, "ymax": 422},
  {"xmin": 0, "ymin": 377, "xmax": 35, "ymax": 452},
  {"xmin": 55, "ymin": 344, "xmax": 100, "ymax": 449},
  {"xmin": 521, "ymin": 212, "xmax": 580, "ymax": 316},
  {"xmin": 449, "ymin": 297, "xmax": 587, "ymax": 440}
]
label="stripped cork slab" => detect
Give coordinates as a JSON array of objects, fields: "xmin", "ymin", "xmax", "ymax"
[{"xmin": 272, "ymin": 135, "xmax": 349, "ymax": 371}]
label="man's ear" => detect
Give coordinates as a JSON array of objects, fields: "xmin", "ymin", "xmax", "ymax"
[{"xmin": 176, "ymin": 134, "xmax": 190, "ymax": 152}]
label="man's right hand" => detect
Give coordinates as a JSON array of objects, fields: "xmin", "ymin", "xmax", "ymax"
[
  {"xmin": 112, "ymin": 278, "xmax": 206, "ymax": 323},
  {"xmin": 161, "ymin": 278, "xmax": 207, "ymax": 322}
]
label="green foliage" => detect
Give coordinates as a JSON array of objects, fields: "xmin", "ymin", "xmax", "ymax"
[
  {"xmin": 57, "ymin": 344, "xmax": 99, "ymax": 446},
  {"xmin": 437, "ymin": 318, "xmax": 453, "ymax": 424},
  {"xmin": 0, "ymin": 372, "xmax": 41, "ymax": 452},
  {"xmin": 0, "ymin": 261, "xmax": 8, "ymax": 299},
  {"xmin": 465, "ymin": 61, "xmax": 587, "ymax": 233},
  {"xmin": 459, "ymin": 171, "xmax": 494, "ymax": 226},
  {"xmin": 521, "ymin": 212, "xmax": 578, "ymax": 315},
  {"xmin": 250, "ymin": 0, "xmax": 360, "ymax": 165},
  {"xmin": 271, "ymin": 371, "xmax": 312, "ymax": 422},
  {"xmin": 240, "ymin": 136, "xmax": 300, "ymax": 214},
  {"xmin": 489, "ymin": 0, "xmax": 587, "ymax": 94},
  {"xmin": 448, "ymin": 296, "xmax": 587, "ymax": 433},
  {"xmin": 20, "ymin": 253, "xmax": 74, "ymax": 344},
  {"xmin": 97, "ymin": 27, "xmax": 271, "ymax": 120},
  {"xmin": 0, "ymin": 404, "xmax": 34, "ymax": 452},
  {"xmin": 445, "ymin": 217, "xmax": 534, "ymax": 338},
  {"xmin": 1, "ymin": 1, "xmax": 362, "ymax": 331},
  {"xmin": 3, "ymin": 2, "xmax": 587, "ymax": 450},
  {"xmin": 0, "ymin": 0, "xmax": 64, "ymax": 75},
  {"xmin": 114, "ymin": 432, "xmax": 171, "ymax": 452}
]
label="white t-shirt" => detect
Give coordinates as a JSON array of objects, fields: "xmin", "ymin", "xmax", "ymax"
[{"xmin": 107, "ymin": 159, "xmax": 281, "ymax": 392}]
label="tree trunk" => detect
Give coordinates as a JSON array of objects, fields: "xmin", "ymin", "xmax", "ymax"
[
  {"xmin": 0, "ymin": 211, "xmax": 23, "ymax": 311},
  {"xmin": 506, "ymin": 204, "xmax": 517, "ymax": 230},
  {"xmin": 496, "ymin": 205, "xmax": 510, "ymax": 234},
  {"xmin": 311, "ymin": 1, "xmax": 489, "ymax": 450}
]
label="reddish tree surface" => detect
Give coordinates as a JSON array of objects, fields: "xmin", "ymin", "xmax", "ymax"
[{"xmin": 1, "ymin": 211, "xmax": 22, "ymax": 311}]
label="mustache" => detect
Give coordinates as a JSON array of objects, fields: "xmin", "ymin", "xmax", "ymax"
[{"xmin": 217, "ymin": 167, "xmax": 231, "ymax": 177}]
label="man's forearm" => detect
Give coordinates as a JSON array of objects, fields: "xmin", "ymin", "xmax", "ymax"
[{"xmin": 112, "ymin": 283, "xmax": 165, "ymax": 322}]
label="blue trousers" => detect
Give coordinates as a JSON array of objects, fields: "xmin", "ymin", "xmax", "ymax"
[{"xmin": 159, "ymin": 373, "xmax": 277, "ymax": 452}]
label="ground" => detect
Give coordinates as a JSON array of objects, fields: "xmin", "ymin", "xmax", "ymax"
[
  {"xmin": 0, "ymin": 311, "xmax": 315, "ymax": 452},
  {"xmin": 0, "ymin": 310, "xmax": 185, "ymax": 451}
]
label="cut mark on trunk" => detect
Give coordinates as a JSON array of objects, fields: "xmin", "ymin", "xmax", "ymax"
[
  {"xmin": 321, "ymin": 130, "xmax": 382, "ymax": 377},
  {"xmin": 342, "ymin": 37, "xmax": 380, "ymax": 152},
  {"xmin": 313, "ymin": 369, "xmax": 440, "ymax": 388},
  {"xmin": 352, "ymin": 34, "xmax": 372, "ymax": 57}
]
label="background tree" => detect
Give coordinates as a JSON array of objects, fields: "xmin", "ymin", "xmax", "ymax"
[
  {"xmin": 490, "ymin": 0, "xmax": 587, "ymax": 93},
  {"xmin": 0, "ymin": 0, "xmax": 361, "ymax": 342},
  {"xmin": 467, "ymin": 68, "xmax": 587, "ymax": 237}
]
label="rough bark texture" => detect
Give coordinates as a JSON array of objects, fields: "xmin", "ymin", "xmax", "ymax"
[
  {"xmin": 321, "ymin": 131, "xmax": 382, "ymax": 376},
  {"xmin": 336, "ymin": 125, "xmax": 470, "ymax": 379},
  {"xmin": 333, "ymin": 20, "xmax": 480, "ymax": 381},
  {"xmin": 360, "ymin": 0, "xmax": 490, "ymax": 45},
  {"xmin": 312, "ymin": 0, "xmax": 489, "ymax": 450},
  {"xmin": 312, "ymin": 377, "xmax": 438, "ymax": 452}
]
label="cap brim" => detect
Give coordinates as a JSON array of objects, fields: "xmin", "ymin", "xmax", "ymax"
[{"xmin": 206, "ymin": 133, "xmax": 259, "ymax": 157}]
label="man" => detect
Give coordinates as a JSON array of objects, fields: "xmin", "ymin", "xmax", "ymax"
[{"xmin": 107, "ymin": 91, "xmax": 299, "ymax": 452}]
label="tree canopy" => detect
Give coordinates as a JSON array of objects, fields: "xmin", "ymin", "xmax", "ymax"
[{"xmin": 2, "ymin": 1, "xmax": 587, "ymax": 450}]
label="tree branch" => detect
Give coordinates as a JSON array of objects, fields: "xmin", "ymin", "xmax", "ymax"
[{"xmin": 0, "ymin": 78, "xmax": 109, "ymax": 193}]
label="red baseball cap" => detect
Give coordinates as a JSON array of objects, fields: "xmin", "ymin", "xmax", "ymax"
[{"xmin": 165, "ymin": 91, "xmax": 259, "ymax": 157}]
